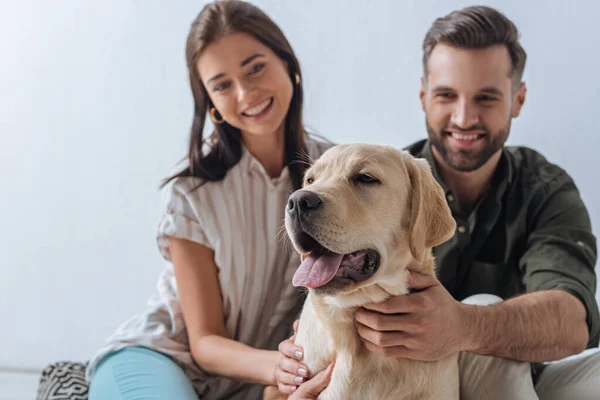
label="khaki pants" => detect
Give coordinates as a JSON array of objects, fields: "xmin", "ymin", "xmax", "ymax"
[{"xmin": 460, "ymin": 294, "xmax": 600, "ymax": 400}]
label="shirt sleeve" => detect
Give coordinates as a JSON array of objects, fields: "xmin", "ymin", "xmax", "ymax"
[
  {"xmin": 520, "ymin": 173, "xmax": 600, "ymax": 348},
  {"xmin": 156, "ymin": 177, "xmax": 211, "ymax": 262}
]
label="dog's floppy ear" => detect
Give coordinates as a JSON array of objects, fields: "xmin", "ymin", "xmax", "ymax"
[{"xmin": 404, "ymin": 154, "xmax": 456, "ymax": 263}]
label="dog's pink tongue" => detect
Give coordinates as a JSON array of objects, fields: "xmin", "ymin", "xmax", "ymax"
[{"xmin": 293, "ymin": 252, "xmax": 344, "ymax": 288}]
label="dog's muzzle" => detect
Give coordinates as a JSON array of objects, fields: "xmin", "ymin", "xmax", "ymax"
[{"xmin": 287, "ymin": 190, "xmax": 323, "ymax": 221}]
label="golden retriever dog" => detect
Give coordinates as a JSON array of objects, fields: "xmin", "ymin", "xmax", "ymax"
[{"xmin": 282, "ymin": 144, "xmax": 459, "ymax": 400}]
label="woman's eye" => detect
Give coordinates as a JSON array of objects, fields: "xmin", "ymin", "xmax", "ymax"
[
  {"xmin": 353, "ymin": 174, "xmax": 379, "ymax": 184},
  {"xmin": 214, "ymin": 82, "xmax": 230, "ymax": 92},
  {"xmin": 248, "ymin": 63, "xmax": 265, "ymax": 75}
]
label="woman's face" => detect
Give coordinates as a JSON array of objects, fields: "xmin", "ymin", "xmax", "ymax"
[{"xmin": 197, "ymin": 32, "xmax": 294, "ymax": 140}]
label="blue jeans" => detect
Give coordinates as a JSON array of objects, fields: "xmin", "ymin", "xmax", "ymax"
[{"xmin": 89, "ymin": 347, "xmax": 199, "ymax": 400}]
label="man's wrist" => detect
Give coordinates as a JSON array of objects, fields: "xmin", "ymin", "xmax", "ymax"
[{"xmin": 456, "ymin": 303, "xmax": 483, "ymax": 353}]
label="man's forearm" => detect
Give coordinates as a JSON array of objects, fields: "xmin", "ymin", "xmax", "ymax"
[
  {"xmin": 460, "ymin": 290, "xmax": 589, "ymax": 362},
  {"xmin": 192, "ymin": 335, "xmax": 278, "ymax": 386}
]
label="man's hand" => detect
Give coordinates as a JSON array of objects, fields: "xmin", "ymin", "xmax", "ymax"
[
  {"xmin": 355, "ymin": 270, "xmax": 468, "ymax": 361},
  {"xmin": 274, "ymin": 320, "xmax": 311, "ymax": 394}
]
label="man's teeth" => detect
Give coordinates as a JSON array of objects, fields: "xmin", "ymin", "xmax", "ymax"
[
  {"xmin": 451, "ymin": 133, "xmax": 479, "ymax": 141},
  {"xmin": 244, "ymin": 98, "xmax": 271, "ymax": 116}
]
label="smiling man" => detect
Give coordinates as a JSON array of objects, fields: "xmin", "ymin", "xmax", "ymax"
[{"xmin": 354, "ymin": 5, "xmax": 600, "ymax": 399}]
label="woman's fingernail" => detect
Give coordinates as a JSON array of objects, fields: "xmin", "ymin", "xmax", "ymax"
[
  {"xmin": 298, "ymin": 367, "xmax": 308, "ymax": 377},
  {"xmin": 294, "ymin": 350, "xmax": 303, "ymax": 360},
  {"xmin": 295, "ymin": 376, "xmax": 304, "ymax": 384}
]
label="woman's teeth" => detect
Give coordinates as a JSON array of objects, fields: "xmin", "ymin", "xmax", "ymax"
[{"xmin": 244, "ymin": 98, "xmax": 272, "ymax": 116}]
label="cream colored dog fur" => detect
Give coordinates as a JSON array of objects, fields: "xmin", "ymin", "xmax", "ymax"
[{"xmin": 282, "ymin": 144, "xmax": 459, "ymax": 400}]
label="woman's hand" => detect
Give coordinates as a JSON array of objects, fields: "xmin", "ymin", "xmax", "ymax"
[
  {"xmin": 264, "ymin": 362, "xmax": 335, "ymax": 400},
  {"xmin": 288, "ymin": 362, "xmax": 334, "ymax": 400},
  {"xmin": 274, "ymin": 320, "xmax": 311, "ymax": 394}
]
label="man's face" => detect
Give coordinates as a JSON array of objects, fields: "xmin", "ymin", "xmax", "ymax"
[{"xmin": 420, "ymin": 44, "xmax": 526, "ymax": 172}]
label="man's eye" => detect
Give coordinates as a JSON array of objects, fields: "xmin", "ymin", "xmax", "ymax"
[
  {"xmin": 353, "ymin": 174, "xmax": 379, "ymax": 184},
  {"xmin": 478, "ymin": 95, "xmax": 496, "ymax": 102},
  {"xmin": 437, "ymin": 92, "xmax": 455, "ymax": 99}
]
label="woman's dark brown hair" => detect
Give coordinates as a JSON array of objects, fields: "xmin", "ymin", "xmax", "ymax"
[{"xmin": 163, "ymin": 0, "xmax": 309, "ymax": 190}]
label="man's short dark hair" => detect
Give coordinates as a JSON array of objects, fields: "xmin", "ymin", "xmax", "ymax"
[{"xmin": 422, "ymin": 6, "xmax": 527, "ymax": 85}]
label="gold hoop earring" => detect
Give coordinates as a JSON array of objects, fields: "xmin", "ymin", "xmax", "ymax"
[
  {"xmin": 295, "ymin": 73, "xmax": 301, "ymax": 86},
  {"xmin": 210, "ymin": 107, "xmax": 224, "ymax": 124}
]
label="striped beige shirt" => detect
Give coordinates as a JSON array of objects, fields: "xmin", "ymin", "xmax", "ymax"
[{"xmin": 86, "ymin": 135, "xmax": 333, "ymax": 399}]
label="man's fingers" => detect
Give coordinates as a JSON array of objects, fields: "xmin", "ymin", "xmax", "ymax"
[
  {"xmin": 290, "ymin": 362, "xmax": 335, "ymax": 399},
  {"xmin": 407, "ymin": 270, "xmax": 439, "ymax": 290},
  {"xmin": 355, "ymin": 320, "xmax": 412, "ymax": 347},
  {"xmin": 362, "ymin": 289, "xmax": 437, "ymax": 315},
  {"xmin": 361, "ymin": 340, "xmax": 419, "ymax": 359},
  {"xmin": 355, "ymin": 308, "xmax": 425, "ymax": 334},
  {"xmin": 355, "ymin": 308, "xmax": 408, "ymax": 331},
  {"xmin": 361, "ymin": 273, "xmax": 439, "ymax": 313},
  {"xmin": 361, "ymin": 292, "xmax": 423, "ymax": 314},
  {"xmin": 356, "ymin": 310, "xmax": 426, "ymax": 334}
]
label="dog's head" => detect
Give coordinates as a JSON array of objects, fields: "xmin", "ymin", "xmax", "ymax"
[{"xmin": 284, "ymin": 144, "xmax": 455, "ymax": 307}]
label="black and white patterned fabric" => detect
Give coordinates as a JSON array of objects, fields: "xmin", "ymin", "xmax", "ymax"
[{"xmin": 36, "ymin": 361, "xmax": 89, "ymax": 400}]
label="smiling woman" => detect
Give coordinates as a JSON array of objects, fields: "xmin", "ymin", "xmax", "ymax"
[
  {"xmin": 84, "ymin": 1, "xmax": 333, "ymax": 400},
  {"xmin": 196, "ymin": 33, "xmax": 294, "ymax": 159},
  {"xmin": 164, "ymin": 2, "xmax": 311, "ymax": 189}
]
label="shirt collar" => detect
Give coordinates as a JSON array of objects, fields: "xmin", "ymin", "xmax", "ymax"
[{"xmin": 242, "ymin": 144, "xmax": 291, "ymax": 188}]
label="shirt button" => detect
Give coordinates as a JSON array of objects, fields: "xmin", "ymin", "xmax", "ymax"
[
  {"xmin": 458, "ymin": 226, "xmax": 466, "ymax": 234},
  {"xmin": 577, "ymin": 241, "xmax": 585, "ymax": 247},
  {"xmin": 447, "ymin": 194, "xmax": 454, "ymax": 202}
]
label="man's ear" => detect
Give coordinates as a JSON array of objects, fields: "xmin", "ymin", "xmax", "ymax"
[
  {"xmin": 512, "ymin": 81, "xmax": 527, "ymax": 118},
  {"xmin": 419, "ymin": 77, "xmax": 427, "ymax": 112},
  {"xmin": 404, "ymin": 154, "xmax": 456, "ymax": 263}
]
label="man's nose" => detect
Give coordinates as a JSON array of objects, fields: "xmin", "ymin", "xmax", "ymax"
[
  {"xmin": 451, "ymin": 99, "xmax": 479, "ymax": 128},
  {"xmin": 287, "ymin": 190, "xmax": 323, "ymax": 219}
]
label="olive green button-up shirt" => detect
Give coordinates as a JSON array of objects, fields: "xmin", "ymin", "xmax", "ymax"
[{"xmin": 404, "ymin": 139, "xmax": 600, "ymax": 350}]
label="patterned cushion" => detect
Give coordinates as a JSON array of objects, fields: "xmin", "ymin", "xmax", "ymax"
[{"xmin": 36, "ymin": 361, "xmax": 89, "ymax": 400}]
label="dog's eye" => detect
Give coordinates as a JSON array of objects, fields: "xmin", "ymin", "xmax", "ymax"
[
  {"xmin": 353, "ymin": 174, "xmax": 379, "ymax": 184},
  {"xmin": 305, "ymin": 177, "xmax": 314, "ymax": 185}
]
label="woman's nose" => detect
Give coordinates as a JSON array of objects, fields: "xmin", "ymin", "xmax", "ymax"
[{"xmin": 236, "ymin": 79, "xmax": 255, "ymax": 102}]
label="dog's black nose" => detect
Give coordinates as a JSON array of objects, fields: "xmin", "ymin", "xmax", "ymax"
[{"xmin": 287, "ymin": 190, "xmax": 323, "ymax": 218}]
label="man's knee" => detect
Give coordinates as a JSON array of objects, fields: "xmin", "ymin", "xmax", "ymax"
[
  {"xmin": 459, "ymin": 294, "xmax": 539, "ymax": 398},
  {"xmin": 461, "ymin": 293, "xmax": 504, "ymax": 306},
  {"xmin": 535, "ymin": 349, "xmax": 600, "ymax": 399},
  {"xmin": 459, "ymin": 351, "xmax": 537, "ymax": 399}
]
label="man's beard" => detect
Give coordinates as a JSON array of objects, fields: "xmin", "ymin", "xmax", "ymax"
[{"xmin": 426, "ymin": 118, "xmax": 510, "ymax": 172}]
